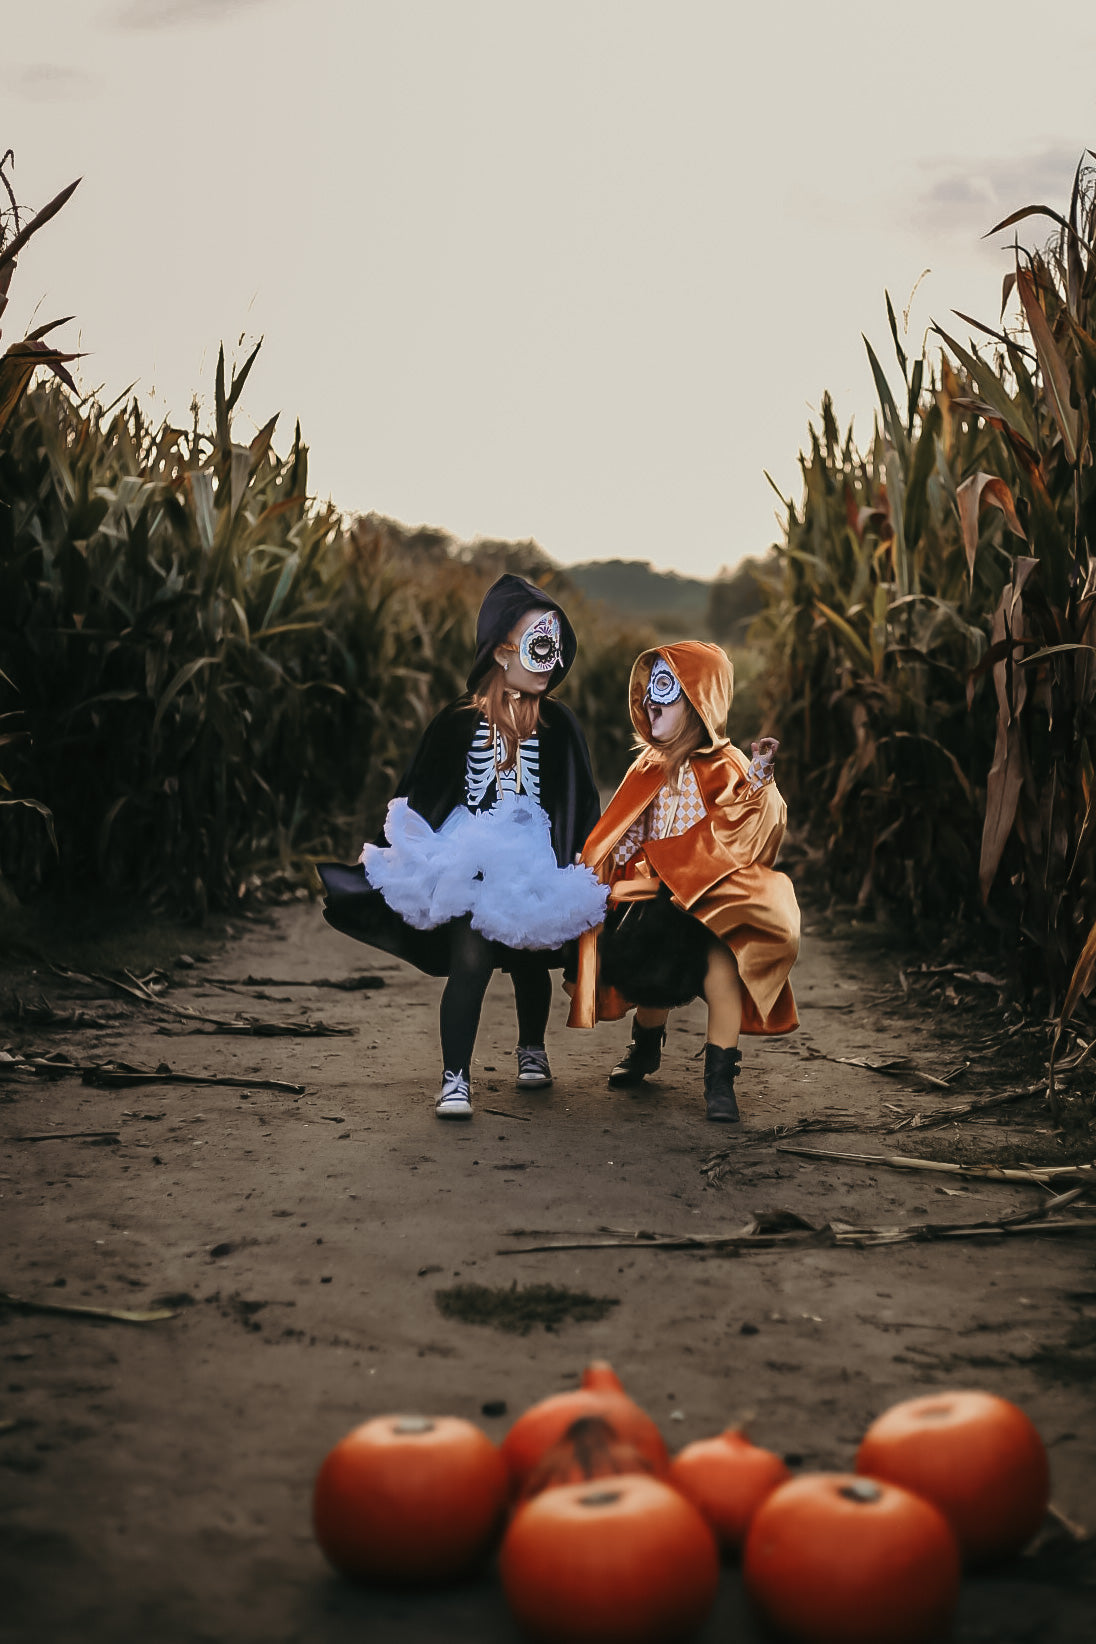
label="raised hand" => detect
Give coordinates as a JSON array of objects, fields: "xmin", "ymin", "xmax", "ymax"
[{"xmin": 746, "ymin": 736, "xmax": 779, "ymax": 793}]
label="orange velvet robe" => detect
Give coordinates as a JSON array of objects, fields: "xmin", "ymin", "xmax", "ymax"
[{"xmin": 566, "ymin": 642, "xmax": 800, "ymax": 1035}]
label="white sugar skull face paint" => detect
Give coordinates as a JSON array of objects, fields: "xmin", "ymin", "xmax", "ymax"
[
  {"xmin": 644, "ymin": 656, "xmax": 682, "ymax": 707},
  {"xmin": 518, "ymin": 610, "xmax": 562, "ymax": 674}
]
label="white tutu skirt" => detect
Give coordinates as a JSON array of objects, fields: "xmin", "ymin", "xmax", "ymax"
[{"xmin": 360, "ymin": 794, "xmax": 608, "ymax": 950}]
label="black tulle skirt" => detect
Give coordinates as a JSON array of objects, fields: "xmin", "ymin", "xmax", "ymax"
[{"xmin": 597, "ymin": 885, "xmax": 713, "ymax": 1009}]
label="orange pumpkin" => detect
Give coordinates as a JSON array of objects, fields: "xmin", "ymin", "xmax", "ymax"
[
  {"xmin": 517, "ymin": 1413, "xmax": 659, "ymax": 1504},
  {"xmin": 502, "ymin": 1361, "xmax": 669, "ymax": 1493},
  {"xmin": 743, "ymin": 1473, "xmax": 960, "ymax": 1644},
  {"xmin": 855, "ymin": 1388, "xmax": 1050, "ymax": 1562},
  {"xmin": 500, "ymin": 1474, "xmax": 720, "ymax": 1644},
  {"xmin": 312, "ymin": 1413, "xmax": 507, "ymax": 1583},
  {"xmin": 669, "ymin": 1426, "xmax": 791, "ymax": 1553}
]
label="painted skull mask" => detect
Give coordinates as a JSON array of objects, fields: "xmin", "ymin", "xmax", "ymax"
[
  {"xmin": 517, "ymin": 609, "xmax": 563, "ymax": 674},
  {"xmin": 644, "ymin": 655, "xmax": 683, "ymax": 708}
]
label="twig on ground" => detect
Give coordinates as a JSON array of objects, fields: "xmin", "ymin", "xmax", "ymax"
[
  {"xmin": 197, "ymin": 974, "xmax": 386, "ymax": 991},
  {"xmin": 44, "ymin": 963, "xmax": 349, "ymax": 1036},
  {"xmin": 1050, "ymin": 1034, "xmax": 1096, "ymax": 1077},
  {"xmin": 774, "ymin": 1143, "xmax": 1095, "ymax": 1187},
  {"xmin": 800, "ymin": 1046, "xmax": 961, "ymax": 1090},
  {"xmin": 0, "ymin": 1052, "xmax": 305, "ymax": 1093},
  {"xmin": 47, "ymin": 962, "xmax": 201, "ymax": 1017},
  {"xmin": 0, "ymin": 1290, "xmax": 180, "ymax": 1324},
  {"xmin": 740, "ymin": 1112, "xmax": 885, "ymax": 1143},
  {"xmin": 497, "ymin": 1192, "xmax": 1096, "ymax": 1255},
  {"xmin": 887, "ymin": 1083, "xmax": 1045, "ymax": 1130},
  {"xmin": 83, "ymin": 1060, "xmax": 306, "ymax": 1092},
  {"xmin": 704, "ymin": 1083, "xmax": 1066, "ymax": 1183},
  {"xmin": 1046, "ymin": 1502, "xmax": 1090, "ymax": 1542},
  {"xmin": 3, "ymin": 994, "xmax": 115, "ymax": 1029},
  {"xmin": 10, "ymin": 1130, "xmax": 120, "ymax": 1142},
  {"xmin": 156, "ymin": 1019, "xmax": 351, "ymax": 1037}
]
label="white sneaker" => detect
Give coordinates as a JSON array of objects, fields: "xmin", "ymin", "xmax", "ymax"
[
  {"xmin": 435, "ymin": 1069, "xmax": 473, "ymax": 1119},
  {"xmin": 516, "ymin": 1045, "xmax": 553, "ymax": 1088}
]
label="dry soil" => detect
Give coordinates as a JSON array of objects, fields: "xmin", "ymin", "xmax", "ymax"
[{"xmin": 1, "ymin": 895, "xmax": 1094, "ymax": 1642}]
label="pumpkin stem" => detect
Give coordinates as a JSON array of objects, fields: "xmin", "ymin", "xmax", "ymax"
[
  {"xmin": 392, "ymin": 1417, "xmax": 436, "ymax": 1435},
  {"xmin": 579, "ymin": 1489, "xmax": 623, "ymax": 1508},
  {"xmin": 725, "ymin": 1406, "xmax": 757, "ymax": 1437},
  {"xmin": 581, "ymin": 1361, "xmax": 625, "ymax": 1393},
  {"xmin": 840, "ymin": 1479, "xmax": 883, "ymax": 1504}
]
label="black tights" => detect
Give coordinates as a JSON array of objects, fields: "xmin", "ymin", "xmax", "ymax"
[{"xmin": 440, "ymin": 916, "xmax": 553, "ymax": 1077}]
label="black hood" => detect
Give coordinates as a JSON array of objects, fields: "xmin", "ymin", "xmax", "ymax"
[{"xmin": 466, "ymin": 573, "xmax": 578, "ymax": 692}]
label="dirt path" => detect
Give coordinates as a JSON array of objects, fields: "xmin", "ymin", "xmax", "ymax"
[{"xmin": 2, "ymin": 897, "xmax": 1094, "ymax": 1642}]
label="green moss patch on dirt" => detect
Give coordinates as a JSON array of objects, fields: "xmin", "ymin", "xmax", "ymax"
[{"xmin": 434, "ymin": 1282, "xmax": 619, "ymax": 1335}]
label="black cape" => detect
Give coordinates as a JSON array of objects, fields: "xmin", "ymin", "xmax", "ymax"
[{"xmin": 317, "ymin": 696, "xmax": 600, "ymax": 976}]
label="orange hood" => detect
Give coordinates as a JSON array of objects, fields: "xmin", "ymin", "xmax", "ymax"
[{"xmin": 629, "ymin": 641, "xmax": 734, "ymax": 753}]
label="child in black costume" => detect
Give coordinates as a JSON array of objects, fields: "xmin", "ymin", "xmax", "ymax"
[{"xmin": 319, "ymin": 575, "xmax": 604, "ymax": 1120}]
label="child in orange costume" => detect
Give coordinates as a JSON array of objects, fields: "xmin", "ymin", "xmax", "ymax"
[{"xmin": 566, "ymin": 641, "xmax": 799, "ymax": 1120}]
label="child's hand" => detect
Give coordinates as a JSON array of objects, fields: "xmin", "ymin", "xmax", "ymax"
[{"xmin": 747, "ymin": 736, "xmax": 779, "ymax": 793}]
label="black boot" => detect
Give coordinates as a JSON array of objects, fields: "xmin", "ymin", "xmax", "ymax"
[
  {"xmin": 608, "ymin": 1022, "xmax": 666, "ymax": 1087},
  {"xmin": 703, "ymin": 1043, "xmax": 741, "ymax": 1122}
]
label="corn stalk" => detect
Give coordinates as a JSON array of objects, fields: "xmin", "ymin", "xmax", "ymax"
[
  {"xmin": 759, "ymin": 155, "xmax": 1096, "ymax": 1095},
  {"xmin": 0, "ymin": 153, "xmax": 81, "ymax": 874},
  {"xmin": 2, "ymin": 357, "xmax": 640, "ymax": 914}
]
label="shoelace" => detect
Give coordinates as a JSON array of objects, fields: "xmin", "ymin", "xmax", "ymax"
[
  {"xmin": 440, "ymin": 1071, "xmax": 471, "ymax": 1101},
  {"xmin": 517, "ymin": 1048, "xmax": 550, "ymax": 1076}
]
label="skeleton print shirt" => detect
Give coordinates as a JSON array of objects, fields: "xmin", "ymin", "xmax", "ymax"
[{"xmin": 465, "ymin": 718, "xmax": 541, "ymax": 813}]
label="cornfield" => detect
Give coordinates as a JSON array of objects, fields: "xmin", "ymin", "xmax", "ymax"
[
  {"xmin": 758, "ymin": 154, "xmax": 1096, "ymax": 1086},
  {"xmin": 11, "ymin": 141, "xmax": 1096, "ymax": 1107},
  {"xmin": 0, "ymin": 162, "xmax": 642, "ymax": 919},
  {"xmin": 0, "ymin": 370, "xmax": 644, "ymax": 914}
]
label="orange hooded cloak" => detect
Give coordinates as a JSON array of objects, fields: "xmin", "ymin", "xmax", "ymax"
[{"xmin": 566, "ymin": 641, "xmax": 800, "ymax": 1034}]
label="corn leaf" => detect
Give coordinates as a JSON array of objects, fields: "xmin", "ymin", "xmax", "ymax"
[
  {"xmin": 979, "ymin": 716, "xmax": 1024, "ymax": 900},
  {"xmin": 933, "ymin": 323, "xmax": 1038, "ymax": 447},
  {"xmin": 813, "ymin": 599, "xmax": 873, "ymax": 672},
  {"xmin": 0, "ymin": 797, "xmax": 58, "ymax": 853},
  {"xmin": 0, "ymin": 176, "xmax": 80, "ymax": 271},
  {"xmin": 984, "ymin": 202, "xmax": 1072, "ymax": 240},
  {"xmin": 864, "ymin": 334, "xmax": 909, "ymax": 464},
  {"xmin": 1015, "ymin": 267, "xmax": 1081, "ymax": 464},
  {"xmin": 151, "ymin": 657, "xmax": 216, "ymax": 737},
  {"xmin": 1018, "ymin": 643, "xmax": 1096, "ymax": 664},
  {"xmin": 956, "ymin": 472, "xmax": 1026, "ymax": 585},
  {"xmin": 186, "ymin": 470, "xmax": 216, "ymax": 552},
  {"xmin": 1049, "ymin": 915, "xmax": 1096, "ymax": 1080}
]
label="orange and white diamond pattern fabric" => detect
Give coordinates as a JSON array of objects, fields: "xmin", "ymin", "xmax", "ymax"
[
  {"xmin": 610, "ymin": 817, "xmax": 647, "ymax": 870},
  {"xmin": 610, "ymin": 761, "xmax": 708, "ymax": 869},
  {"xmin": 652, "ymin": 761, "xmax": 707, "ymax": 838}
]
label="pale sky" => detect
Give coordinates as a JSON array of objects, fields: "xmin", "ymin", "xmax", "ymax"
[{"xmin": 4, "ymin": 1, "xmax": 1095, "ymax": 578}]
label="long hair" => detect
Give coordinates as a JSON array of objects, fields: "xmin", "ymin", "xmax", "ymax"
[
  {"xmin": 637, "ymin": 698, "xmax": 707, "ymax": 791},
  {"xmin": 472, "ymin": 664, "xmax": 542, "ymax": 771}
]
